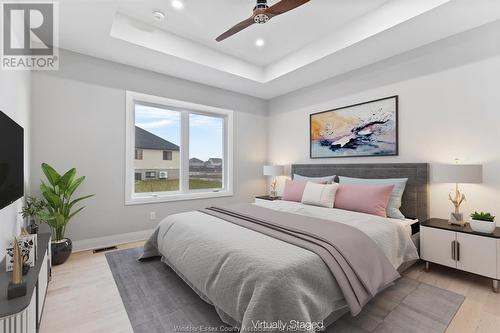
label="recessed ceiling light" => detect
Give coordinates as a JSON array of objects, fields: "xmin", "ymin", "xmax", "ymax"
[
  {"xmin": 171, "ymin": 0, "xmax": 184, "ymax": 10},
  {"xmin": 255, "ymin": 38, "xmax": 265, "ymax": 47},
  {"xmin": 152, "ymin": 10, "xmax": 165, "ymax": 21}
]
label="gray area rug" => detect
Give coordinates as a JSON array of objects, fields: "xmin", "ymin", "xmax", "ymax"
[{"xmin": 106, "ymin": 248, "xmax": 464, "ymax": 333}]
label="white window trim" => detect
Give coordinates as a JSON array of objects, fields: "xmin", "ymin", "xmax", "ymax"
[{"xmin": 125, "ymin": 91, "xmax": 234, "ymax": 205}]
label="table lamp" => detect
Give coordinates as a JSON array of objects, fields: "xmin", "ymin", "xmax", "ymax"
[
  {"xmin": 263, "ymin": 165, "xmax": 284, "ymax": 198},
  {"xmin": 432, "ymin": 163, "xmax": 483, "ymax": 226}
]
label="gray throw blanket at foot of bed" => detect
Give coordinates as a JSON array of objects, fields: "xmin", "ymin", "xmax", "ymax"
[{"xmin": 201, "ymin": 204, "xmax": 400, "ymax": 316}]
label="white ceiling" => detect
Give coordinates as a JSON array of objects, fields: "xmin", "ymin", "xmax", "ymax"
[
  {"xmin": 58, "ymin": 0, "xmax": 500, "ymax": 99},
  {"xmin": 115, "ymin": 0, "xmax": 390, "ymax": 67}
]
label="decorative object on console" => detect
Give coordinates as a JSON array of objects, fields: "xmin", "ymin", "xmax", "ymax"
[
  {"xmin": 39, "ymin": 163, "xmax": 94, "ymax": 265},
  {"xmin": 7, "ymin": 238, "xmax": 27, "ymax": 299},
  {"xmin": 6, "ymin": 234, "xmax": 36, "ymax": 272},
  {"xmin": 432, "ymin": 162, "xmax": 483, "ymax": 226},
  {"xmin": 20, "ymin": 196, "xmax": 46, "ymax": 234},
  {"xmin": 263, "ymin": 165, "xmax": 284, "ymax": 198},
  {"xmin": 0, "ymin": 233, "xmax": 51, "ymax": 330},
  {"xmin": 310, "ymin": 96, "xmax": 398, "ymax": 158},
  {"xmin": 470, "ymin": 212, "xmax": 496, "ymax": 234}
]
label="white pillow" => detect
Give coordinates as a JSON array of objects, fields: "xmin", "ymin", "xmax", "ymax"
[{"xmin": 301, "ymin": 182, "xmax": 339, "ymax": 208}]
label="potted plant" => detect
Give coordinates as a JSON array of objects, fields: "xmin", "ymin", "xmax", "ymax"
[
  {"xmin": 39, "ymin": 163, "xmax": 94, "ymax": 265},
  {"xmin": 470, "ymin": 211, "xmax": 496, "ymax": 234},
  {"xmin": 20, "ymin": 196, "xmax": 46, "ymax": 234}
]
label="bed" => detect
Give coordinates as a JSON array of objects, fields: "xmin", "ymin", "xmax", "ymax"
[{"xmin": 141, "ymin": 163, "xmax": 429, "ymax": 332}]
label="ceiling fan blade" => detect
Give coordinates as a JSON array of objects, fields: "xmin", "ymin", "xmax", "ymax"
[
  {"xmin": 266, "ymin": 0, "xmax": 310, "ymax": 17},
  {"xmin": 216, "ymin": 17, "xmax": 255, "ymax": 42}
]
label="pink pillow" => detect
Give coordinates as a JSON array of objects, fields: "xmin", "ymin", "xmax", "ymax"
[
  {"xmin": 282, "ymin": 180, "xmax": 307, "ymax": 202},
  {"xmin": 334, "ymin": 184, "xmax": 394, "ymax": 217}
]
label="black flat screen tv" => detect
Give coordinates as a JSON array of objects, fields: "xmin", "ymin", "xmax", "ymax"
[{"xmin": 0, "ymin": 111, "xmax": 24, "ymax": 210}]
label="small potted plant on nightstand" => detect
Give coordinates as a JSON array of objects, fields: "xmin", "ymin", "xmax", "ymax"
[{"xmin": 470, "ymin": 211, "xmax": 496, "ymax": 234}]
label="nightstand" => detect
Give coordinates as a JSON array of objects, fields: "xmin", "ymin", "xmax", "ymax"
[
  {"xmin": 420, "ymin": 218, "xmax": 500, "ymax": 292},
  {"xmin": 255, "ymin": 195, "xmax": 282, "ymax": 204}
]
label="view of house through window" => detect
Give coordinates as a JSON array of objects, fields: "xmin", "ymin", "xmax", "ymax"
[
  {"xmin": 189, "ymin": 113, "xmax": 224, "ymax": 190},
  {"xmin": 133, "ymin": 103, "xmax": 225, "ymax": 194},
  {"xmin": 134, "ymin": 104, "xmax": 181, "ymax": 193}
]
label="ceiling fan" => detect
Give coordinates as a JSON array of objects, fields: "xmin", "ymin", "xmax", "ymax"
[{"xmin": 215, "ymin": 0, "xmax": 310, "ymax": 42}]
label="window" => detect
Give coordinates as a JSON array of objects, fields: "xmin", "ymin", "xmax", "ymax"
[
  {"xmin": 145, "ymin": 171, "xmax": 156, "ymax": 179},
  {"xmin": 163, "ymin": 151, "xmax": 173, "ymax": 160},
  {"xmin": 189, "ymin": 114, "xmax": 224, "ymax": 190},
  {"xmin": 135, "ymin": 149, "xmax": 143, "ymax": 160},
  {"xmin": 125, "ymin": 91, "xmax": 233, "ymax": 204}
]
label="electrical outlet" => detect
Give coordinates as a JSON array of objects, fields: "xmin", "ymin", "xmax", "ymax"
[{"xmin": 150, "ymin": 212, "xmax": 156, "ymax": 220}]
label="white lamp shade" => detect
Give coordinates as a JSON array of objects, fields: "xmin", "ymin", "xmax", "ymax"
[
  {"xmin": 432, "ymin": 164, "xmax": 482, "ymax": 184},
  {"xmin": 263, "ymin": 165, "xmax": 284, "ymax": 177}
]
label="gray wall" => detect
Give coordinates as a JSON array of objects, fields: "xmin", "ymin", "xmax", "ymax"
[
  {"xmin": 0, "ymin": 70, "xmax": 31, "ymax": 261},
  {"xmin": 268, "ymin": 21, "xmax": 500, "ymax": 221},
  {"xmin": 30, "ymin": 50, "xmax": 268, "ymax": 242}
]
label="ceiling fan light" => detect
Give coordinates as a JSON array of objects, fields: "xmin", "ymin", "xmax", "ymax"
[{"xmin": 254, "ymin": 13, "xmax": 270, "ymax": 24}]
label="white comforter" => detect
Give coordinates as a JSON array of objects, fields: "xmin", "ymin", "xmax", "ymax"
[{"xmin": 142, "ymin": 201, "xmax": 419, "ymax": 331}]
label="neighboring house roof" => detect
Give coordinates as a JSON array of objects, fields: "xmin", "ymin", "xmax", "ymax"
[
  {"xmin": 135, "ymin": 126, "xmax": 180, "ymax": 151},
  {"xmin": 189, "ymin": 158, "xmax": 204, "ymax": 164},
  {"xmin": 207, "ymin": 158, "xmax": 222, "ymax": 163}
]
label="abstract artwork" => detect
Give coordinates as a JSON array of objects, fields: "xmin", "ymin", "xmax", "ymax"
[{"xmin": 310, "ymin": 96, "xmax": 398, "ymax": 158}]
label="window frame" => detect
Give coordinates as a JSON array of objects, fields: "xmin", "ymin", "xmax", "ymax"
[{"xmin": 125, "ymin": 91, "xmax": 233, "ymax": 205}]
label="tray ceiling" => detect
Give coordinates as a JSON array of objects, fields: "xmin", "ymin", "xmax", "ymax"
[{"xmin": 57, "ymin": 0, "xmax": 500, "ymax": 98}]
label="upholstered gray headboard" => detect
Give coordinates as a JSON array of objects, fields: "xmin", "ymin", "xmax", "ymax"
[{"xmin": 291, "ymin": 163, "xmax": 429, "ymax": 222}]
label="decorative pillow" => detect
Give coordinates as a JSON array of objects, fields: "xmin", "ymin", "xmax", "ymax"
[
  {"xmin": 282, "ymin": 180, "xmax": 307, "ymax": 202},
  {"xmin": 301, "ymin": 182, "xmax": 339, "ymax": 208},
  {"xmin": 334, "ymin": 184, "xmax": 395, "ymax": 217},
  {"xmin": 339, "ymin": 176, "xmax": 408, "ymax": 219},
  {"xmin": 293, "ymin": 174, "xmax": 336, "ymax": 184}
]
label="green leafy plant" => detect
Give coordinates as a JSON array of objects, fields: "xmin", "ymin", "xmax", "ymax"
[
  {"xmin": 39, "ymin": 163, "xmax": 94, "ymax": 241},
  {"xmin": 20, "ymin": 196, "xmax": 46, "ymax": 221},
  {"xmin": 470, "ymin": 211, "xmax": 495, "ymax": 222}
]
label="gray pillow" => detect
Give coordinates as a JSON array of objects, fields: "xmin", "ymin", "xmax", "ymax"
[
  {"xmin": 293, "ymin": 174, "xmax": 336, "ymax": 184},
  {"xmin": 338, "ymin": 176, "xmax": 408, "ymax": 219}
]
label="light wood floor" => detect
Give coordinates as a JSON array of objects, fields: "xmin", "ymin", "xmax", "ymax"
[{"xmin": 40, "ymin": 241, "xmax": 500, "ymax": 333}]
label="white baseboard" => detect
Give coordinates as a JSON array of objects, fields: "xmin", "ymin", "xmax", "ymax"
[{"xmin": 72, "ymin": 229, "xmax": 154, "ymax": 252}]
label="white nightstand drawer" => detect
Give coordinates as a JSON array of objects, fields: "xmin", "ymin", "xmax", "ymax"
[
  {"xmin": 456, "ymin": 232, "xmax": 497, "ymax": 278},
  {"xmin": 421, "ymin": 226, "xmax": 456, "ymax": 268}
]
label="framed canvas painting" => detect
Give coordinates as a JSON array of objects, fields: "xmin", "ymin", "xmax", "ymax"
[{"xmin": 310, "ymin": 96, "xmax": 398, "ymax": 158}]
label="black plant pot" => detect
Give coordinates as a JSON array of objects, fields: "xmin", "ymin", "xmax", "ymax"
[
  {"xmin": 51, "ymin": 238, "xmax": 72, "ymax": 265},
  {"xmin": 28, "ymin": 219, "xmax": 38, "ymax": 234}
]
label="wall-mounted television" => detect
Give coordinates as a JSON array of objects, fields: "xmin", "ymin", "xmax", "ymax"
[{"xmin": 0, "ymin": 111, "xmax": 24, "ymax": 210}]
